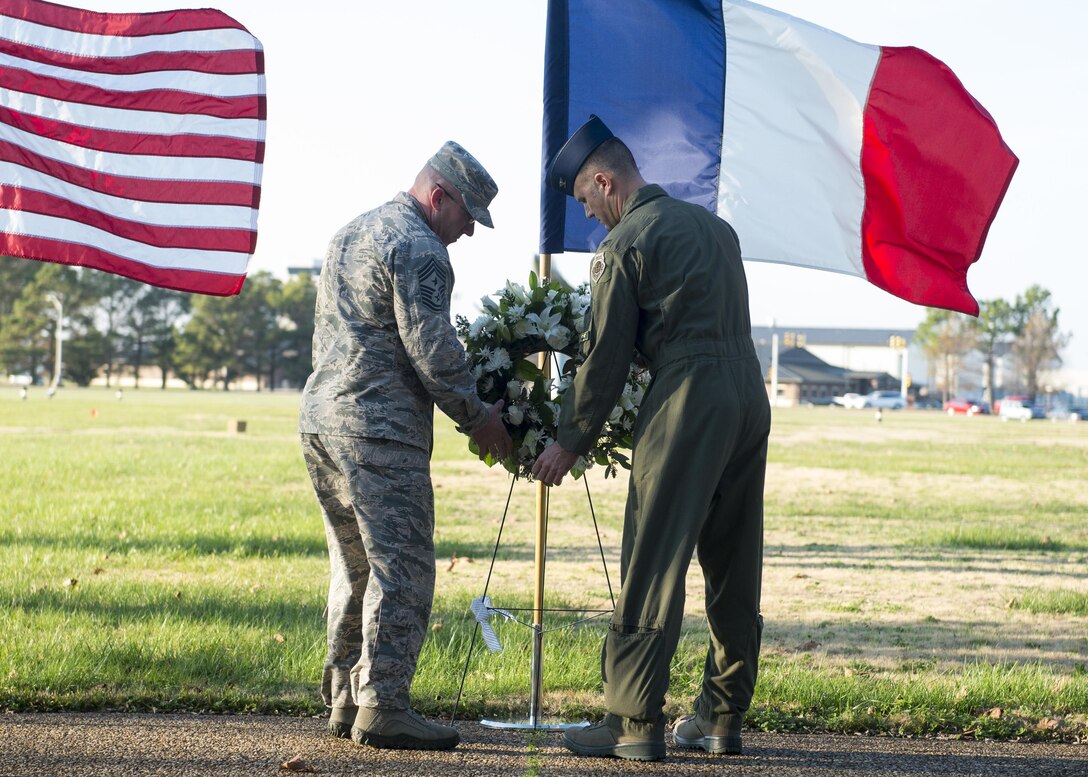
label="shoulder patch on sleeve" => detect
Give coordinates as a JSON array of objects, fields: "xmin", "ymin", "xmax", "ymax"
[
  {"xmin": 590, "ymin": 253, "xmax": 607, "ymax": 284},
  {"xmin": 417, "ymin": 256, "xmax": 449, "ymax": 313}
]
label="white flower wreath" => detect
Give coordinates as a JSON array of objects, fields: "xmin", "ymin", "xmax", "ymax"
[{"xmin": 457, "ymin": 272, "xmax": 648, "ymax": 480}]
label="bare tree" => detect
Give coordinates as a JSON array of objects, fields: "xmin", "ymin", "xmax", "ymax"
[
  {"xmin": 915, "ymin": 309, "xmax": 976, "ymax": 403},
  {"xmin": 1011, "ymin": 286, "xmax": 1069, "ymax": 401},
  {"xmin": 974, "ymin": 298, "xmax": 1019, "ymax": 406}
]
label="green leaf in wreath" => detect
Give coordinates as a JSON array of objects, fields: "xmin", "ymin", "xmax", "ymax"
[
  {"xmin": 514, "ymin": 359, "xmax": 544, "ymax": 382},
  {"xmin": 529, "ymin": 378, "xmax": 547, "ymax": 403}
]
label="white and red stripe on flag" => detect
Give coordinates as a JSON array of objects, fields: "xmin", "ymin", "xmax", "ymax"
[
  {"xmin": 0, "ymin": 0, "xmax": 265, "ymax": 296},
  {"xmin": 718, "ymin": 0, "xmax": 1017, "ymax": 316}
]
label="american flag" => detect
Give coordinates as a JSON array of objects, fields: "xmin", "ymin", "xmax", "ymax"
[{"xmin": 0, "ymin": 0, "xmax": 265, "ymax": 296}]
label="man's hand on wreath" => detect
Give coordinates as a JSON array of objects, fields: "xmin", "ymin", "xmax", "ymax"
[
  {"xmin": 532, "ymin": 441, "xmax": 578, "ymax": 486},
  {"xmin": 471, "ymin": 400, "xmax": 514, "ymax": 461}
]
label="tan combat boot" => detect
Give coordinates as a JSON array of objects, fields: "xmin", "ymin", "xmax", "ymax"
[
  {"xmin": 350, "ymin": 707, "xmax": 459, "ymax": 751},
  {"xmin": 562, "ymin": 713, "xmax": 666, "ymax": 761},
  {"xmin": 672, "ymin": 712, "xmax": 743, "ymax": 755},
  {"xmin": 327, "ymin": 706, "xmax": 358, "ymax": 739}
]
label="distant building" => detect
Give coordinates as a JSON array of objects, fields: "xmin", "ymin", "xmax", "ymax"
[
  {"xmin": 287, "ymin": 258, "xmax": 322, "ymax": 277},
  {"xmin": 752, "ymin": 326, "xmax": 918, "ymax": 405}
]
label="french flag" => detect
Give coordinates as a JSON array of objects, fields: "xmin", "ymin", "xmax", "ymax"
[{"xmin": 540, "ymin": 0, "xmax": 1018, "ymax": 316}]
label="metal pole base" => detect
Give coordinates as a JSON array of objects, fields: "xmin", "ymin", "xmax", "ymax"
[
  {"xmin": 479, "ymin": 718, "xmax": 590, "ymax": 732},
  {"xmin": 477, "ymin": 623, "xmax": 591, "ymax": 732}
]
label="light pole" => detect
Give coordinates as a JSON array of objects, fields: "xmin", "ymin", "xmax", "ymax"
[
  {"xmin": 889, "ymin": 335, "xmax": 909, "ymax": 399},
  {"xmin": 45, "ymin": 292, "xmax": 63, "ymax": 394}
]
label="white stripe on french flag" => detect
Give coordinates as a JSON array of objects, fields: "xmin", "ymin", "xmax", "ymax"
[
  {"xmin": 0, "ymin": 0, "xmax": 265, "ymax": 297},
  {"xmin": 540, "ymin": 0, "xmax": 1018, "ymax": 315}
]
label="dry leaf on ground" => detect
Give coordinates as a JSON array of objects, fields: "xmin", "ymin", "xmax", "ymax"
[{"xmin": 280, "ymin": 755, "xmax": 314, "ymax": 772}]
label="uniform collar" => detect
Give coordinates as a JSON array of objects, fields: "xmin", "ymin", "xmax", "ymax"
[
  {"xmin": 396, "ymin": 191, "xmax": 440, "ymax": 238},
  {"xmin": 620, "ymin": 184, "xmax": 668, "ymax": 221},
  {"xmin": 396, "ymin": 190, "xmax": 424, "ymax": 217}
]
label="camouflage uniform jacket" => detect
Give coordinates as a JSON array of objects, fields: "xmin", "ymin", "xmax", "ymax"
[{"xmin": 299, "ymin": 192, "xmax": 489, "ymax": 449}]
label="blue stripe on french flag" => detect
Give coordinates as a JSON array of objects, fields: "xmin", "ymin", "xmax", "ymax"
[{"xmin": 540, "ymin": 0, "xmax": 1018, "ymax": 316}]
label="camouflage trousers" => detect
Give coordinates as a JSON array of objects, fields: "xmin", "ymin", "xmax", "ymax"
[{"xmin": 300, "ymin": 433, "xmax": 436, "ymax": 710}]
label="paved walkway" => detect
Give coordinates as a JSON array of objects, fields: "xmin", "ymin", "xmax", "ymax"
[{"xmin": 2, "ymin": 713, "xmax": 1086, "ymax": 776}]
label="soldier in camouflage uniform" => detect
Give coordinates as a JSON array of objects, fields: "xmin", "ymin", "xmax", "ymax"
[
  {"xmin": 534, "ymin": 116, "xmax": 771, "ymax": 761},
  {"xmin": 299, "ymin": 141, "xmax": 513, "ymax": 751}
]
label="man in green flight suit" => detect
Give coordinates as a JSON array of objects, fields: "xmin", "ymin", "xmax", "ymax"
[{"xmin": 534, "ymin": 115, "xmax": 771, "ymax": 762}]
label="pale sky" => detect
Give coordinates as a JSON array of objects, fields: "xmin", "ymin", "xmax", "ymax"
[{"xmin": 75, "ymin": 1, "xmax": 1088, "ymax": 375}]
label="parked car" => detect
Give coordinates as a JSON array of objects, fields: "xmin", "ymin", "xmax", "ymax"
[
  {"xmin": 1047, "ymin": 404, "xmax": 1083, "ymax": 422},
  {"xmin": 862, "ymin": 390, "xmax": 906, "ymax": 410},
  {"xmin": 998, "ymin": 398, "xmax": 1040, "ymax": 422},
  {"xmin": 833, "ymin": 392, "xmax": 865, "ymax": 409},
  {"xmin": 945, "ymin": 398, "xmax": 990, "ymax": 416},
  {"xmin": 993, "ymin": 394, "xmax": 1030, "ymax": 415},
  {"xmin": 913, "ymin": 395, "xmax": 944, "ymax": 410}
]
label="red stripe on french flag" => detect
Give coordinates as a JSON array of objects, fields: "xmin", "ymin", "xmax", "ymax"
[{"xmin": 861, "ymin": 47, "xmax": 1019, "ymax": 316}]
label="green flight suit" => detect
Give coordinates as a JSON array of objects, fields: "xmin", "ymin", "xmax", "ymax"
[{"xmin": 557, "ymin": 184, "xmax": 770, "ymax": 733}]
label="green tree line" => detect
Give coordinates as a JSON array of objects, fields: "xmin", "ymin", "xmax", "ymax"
[
  {"xmin": 0, "ymin": 258, "xmax": 317, "ymax": 390},
  {"xmin": 914, "ymin": 285, "xmax": 1070, "ymax": 405}
]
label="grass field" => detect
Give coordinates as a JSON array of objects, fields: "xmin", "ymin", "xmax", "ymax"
[{"xmin": 1, "ymin": 386, "xmax": 1086, "ymax": 741}]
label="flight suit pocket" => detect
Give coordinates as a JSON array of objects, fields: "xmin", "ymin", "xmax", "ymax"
[{"xmin": 602, "ymin": 622, "xmax": 666, "ymax": 719}]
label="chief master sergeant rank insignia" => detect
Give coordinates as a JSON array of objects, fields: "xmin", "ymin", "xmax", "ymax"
[{"xmin": 417, "ymin": 256, "xmax": 449, "ymax": 313}]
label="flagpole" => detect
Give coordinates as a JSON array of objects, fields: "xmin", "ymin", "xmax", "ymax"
[
  {"xmin": 529, "ymin": 252, "xmax": 552, "ymax": 726},
  {"xmin": 478, "ymin": 253, "xmax": 588, "ymax": 732}
]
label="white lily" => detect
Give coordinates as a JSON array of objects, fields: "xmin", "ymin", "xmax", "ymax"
[
  {"xmin": 544, "ymin": 324, "xmax": 571, "ymax": 350},
  {"xmin": 514, "ymin": 316, "xmax": 541, "ymax": 338},
  {"xmin": 505, "ymin": 281, "xmax": 531, "ymax": 305}
]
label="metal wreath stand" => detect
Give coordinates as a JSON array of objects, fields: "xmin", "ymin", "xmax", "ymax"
[{"xmin": 449, "ymin": 255, "xmax": 616, "ymax": 731}]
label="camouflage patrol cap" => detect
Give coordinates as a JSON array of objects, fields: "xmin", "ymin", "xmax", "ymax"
[
  {"xmin": 427, "ymin": 141, "xmax": 498, "ymax": 228},
  {"xmin": 546, "ymin": 114, "xmax": 614, "ymax": 196}
]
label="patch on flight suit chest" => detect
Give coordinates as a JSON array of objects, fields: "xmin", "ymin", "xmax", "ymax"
[
  {"xmin": 590, "ymin": 253, "xmax": 607, "ymax": 284},
  {"xmin": 417, "ymin": 256, "xmax": 448, "ymax": 313}
]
